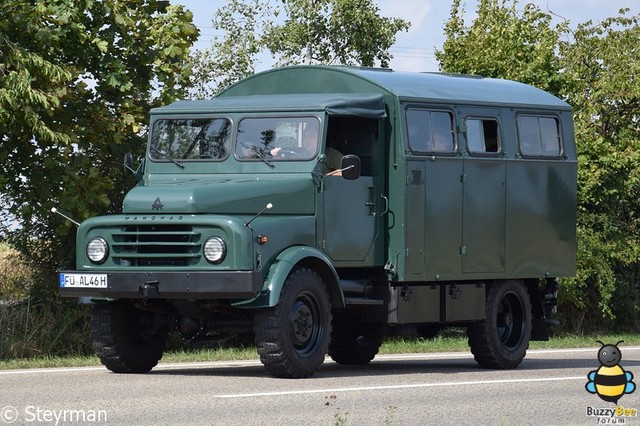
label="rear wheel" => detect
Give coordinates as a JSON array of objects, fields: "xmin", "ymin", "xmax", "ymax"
[
  {"xmin": 329, "ymin": 311, "xmax": 384, "ymax": 365},
  {"xmin": 254, "ymin": 267, "xmax": 331, "ymax": 378},
  {"xmin": 91, "ymin": 300, "xmax": 168, "ymax": 373},
  {"xmin": 467, "ymin": 280, "xmax": 531, "ymax": 369},
  {"xmin": 417, "ymin": 324, "xmax": 440, "ymax": 339}
]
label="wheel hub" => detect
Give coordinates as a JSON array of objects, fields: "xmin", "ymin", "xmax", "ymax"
[
  {"xmin": 504, "ymin": 312, "xmax": 513, "ymax": 328},
  {"xmin": 292, "ymin": 302, "xmax": 313, "ymax": 346},
  {"xmin": 497, "ymin": 292, "xmax": 525, "ymax": 349}
]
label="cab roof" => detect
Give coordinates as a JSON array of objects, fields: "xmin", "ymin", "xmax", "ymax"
[{"xmin": 151, "ymin": 92, "xmax": 387, "ymax": 118}]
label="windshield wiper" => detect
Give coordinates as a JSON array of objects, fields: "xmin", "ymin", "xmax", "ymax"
[
  {"xmin": 151, "ymin": 146, "xmax": 184, "ymax": 169},
  {"xmin": 242, "ymin": 144, "xmax": 274, "ymax": 168},
  {"xmin": 255, "ymin": 151, "xmax": 274, "ymax": 168}
]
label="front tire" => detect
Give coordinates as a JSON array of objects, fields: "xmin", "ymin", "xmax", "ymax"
[
  {"xmin": 467, "ymin": 280, "xmax": 531, "ymax": 369},
  {"xmin": 91, "ymin": 300, "xmax": 168, "ymax": 373},
  {"xmin": 254, "ymin": 267, "xmax": 332, "ymax": 378}
]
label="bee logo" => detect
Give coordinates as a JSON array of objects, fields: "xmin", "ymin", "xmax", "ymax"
[{"xmin": 585, "ymin": 340, "xmax": 636, "ymax": 403}]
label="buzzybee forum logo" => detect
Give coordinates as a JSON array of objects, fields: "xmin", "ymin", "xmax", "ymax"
[
  {"xmin": 584, "ymin": 341, "xmax": 638, "ymax": 424},
  {"xmin": 585, "ymin": 341, "xmax": 636, "ymax": 403}
]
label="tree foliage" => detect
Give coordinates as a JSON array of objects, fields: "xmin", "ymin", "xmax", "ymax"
[
  {"xmin": 436, "ymin": 0, "xmax": 567, "ymax": 94},
  {"xmin": 437, "ymin": 0, "xmax": 640, "ymax": 331},
  {"xmin": 0, "ymin": 0, "xmax": 198, "ymax": 358},
  {"xmin": 0, "ymin": 0, "xmax": 197, "ymax": 300},
  {"xmin": 189, "ymin": 0, "xmax": 273, "ymax": 98},
  {"xmin": 1, "ymin": 1, "xmax": 198, "ymax": 233},
  {"xmin": 189, "ymin": 0, "xmax": 409, "ymax": 97},
  {"xmin": 265, "ymin": 0, "xmax": 410, "ymax": 67},
  {"xmin": 560, "ymin": 12, "xmax": 640, "ymax": 329}
]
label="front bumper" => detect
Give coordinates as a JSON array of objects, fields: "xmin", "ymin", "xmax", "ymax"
[{"xmin": 59, "ymin": 270, "xmax": 263, "ymax": 300}]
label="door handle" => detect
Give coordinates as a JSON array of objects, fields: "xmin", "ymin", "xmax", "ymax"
[
  {"xmin": 380, "ymin": 195, "xmax": 389, "ymax": 214},
  {"xmin": 366, "ymin": 187, "xmax": 376, "ymax": 216}
]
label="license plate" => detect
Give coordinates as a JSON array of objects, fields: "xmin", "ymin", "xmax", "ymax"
[{"xmin": 59, "ymin": 273, "xmax": 108, "ymax": 289}]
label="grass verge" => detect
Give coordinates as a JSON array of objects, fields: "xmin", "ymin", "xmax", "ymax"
[{"xmin": 2, "ymin": 331, "xmax": 639, "ymax": 371}]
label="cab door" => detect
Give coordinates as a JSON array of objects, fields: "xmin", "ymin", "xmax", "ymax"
[{"xmin": 321, "ymin": 117, "xmax": 383, "ymax": 266}]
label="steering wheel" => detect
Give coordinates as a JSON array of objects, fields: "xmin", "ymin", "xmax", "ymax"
[{"xmin": 276, "ymin": 149, "xmax": 304, "ymax": 159}]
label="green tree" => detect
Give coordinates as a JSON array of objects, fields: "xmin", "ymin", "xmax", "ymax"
[
  {"xmin": 265, "ymin": 0, "xmax": 410, "ymax": 67},
  {"xmin": 437, "ymin": 0, "xmax": 640, "ymax": 332},
  {"xmin": 436, "ymin": 0, "xmax": 567, "ymax": 93},
  {"xmin": 0, "ymin": 0, "xmax": 198, "ymax": 357},
  {"xmin": 559, "ymin": 12, "xmax": 640, "ymax": 330},
  {"xmin": 1, "ymin": 1, "xmax": 198, "ymax": 233},
  {"xmin": 189, "ymin": 0, "xmax": 274, "ymax": 98},
  {"xmin": 189, "ymin": 0, "xmax": 409, "ymax": 97}
]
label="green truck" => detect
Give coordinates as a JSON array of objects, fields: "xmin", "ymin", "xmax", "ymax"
[{"xmin": 59, "ymin": 66, "xmax": 576, "ymax": 378}]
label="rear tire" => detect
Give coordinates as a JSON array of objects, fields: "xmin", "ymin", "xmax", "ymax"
[
  {"xmin": 329, "ymin": 311, "xmax": 383, "ymax": 365},
  {"xmin": 254, "ymin": 267, "xmax": 331, "ymax": 378},
  {"xmin": 91, "ymin": 300, "xmax": 168, "ymax": 373},
  {"xmin": 417, "ymin": 324, "xmax": 440, "ymax": 339},
  {"xmin": 467, "ymin": 280, "xmax": 531, "ymax": 369}
]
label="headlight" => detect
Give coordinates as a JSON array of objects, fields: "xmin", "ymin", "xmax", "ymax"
[
  {"xmin": 87, "ymin": 237, "xmax": 109, "ymax": 264},
  {"xmin": 203, "ymin": 237, "xmax": 226, "ymax": 264}
]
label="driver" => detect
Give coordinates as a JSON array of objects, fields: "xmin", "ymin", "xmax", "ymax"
[{"xmin": 270, "ymin": 126, "xmax": 319, "ymax": 158}]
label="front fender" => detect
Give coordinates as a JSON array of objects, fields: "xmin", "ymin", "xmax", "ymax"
[{"xmin": 233, "ymin": 246, "xmax": 344, "ymax": 309}]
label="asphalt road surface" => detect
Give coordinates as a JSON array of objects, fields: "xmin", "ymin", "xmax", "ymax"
[{"xmin": 2, "ymin": 347, "xmax": 640, "ymax": 425}]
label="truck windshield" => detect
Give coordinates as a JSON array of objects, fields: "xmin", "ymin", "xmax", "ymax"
[
  {"xmin": 150, "ymin": 118, "xmax": 231, "ymax": 161},
  {"xmin": 236, "ymin": 117, "xmax": 319, "ymax": 162}
]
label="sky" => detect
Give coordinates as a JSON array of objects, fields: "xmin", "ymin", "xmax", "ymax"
[{"xmin": 171, "ymin": 0, "xmax": 639, "ymax": 73}]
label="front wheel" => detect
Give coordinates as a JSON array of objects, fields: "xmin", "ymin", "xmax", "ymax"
[
  {"xmin": 467, "ymin": 280, "xmax": 531, "ymax": 369},
  {"xmin": 254, "ymin": 267, "xmax": 332, "ymax": 378},
  {"xmin": 91, "ymin": 300, "xmax": 168, "ymax": 373}
]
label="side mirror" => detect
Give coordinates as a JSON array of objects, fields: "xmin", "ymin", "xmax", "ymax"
[
  {"xmin": 124, "ymin": 152, "xmax": 144, "ymax": 182},
  {"xmin": 124, "ymin": 152, "xmax": 135, "ymax": 175},
  {"xmin": 341, "ymin": 155, "xmax": 361, "ymax": 180}
]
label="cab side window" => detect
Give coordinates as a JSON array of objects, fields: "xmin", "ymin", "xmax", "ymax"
[
  {"xmin": 466, "ymin": 118, "xmax": 500, "ymax": 154},
  {"xmin": 326, "ymin": 116, "xmax": 378, "ymax": 176},
  {"xmin": 406, "ymin": 109, "xmax": 455, "ymax": 154},
  {"xmin": 517, "ymin": 115, "xmax": 561, "ymax": 157}
]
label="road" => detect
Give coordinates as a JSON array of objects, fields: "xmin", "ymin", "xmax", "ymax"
[{"xmin": 2, "ymin": 347, "xmax": 640, "ymax": 425}]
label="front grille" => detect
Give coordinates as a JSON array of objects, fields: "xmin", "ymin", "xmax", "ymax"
[{"xmin": 112, "ymin": 225, "xmax": 202, "ymax": 267}]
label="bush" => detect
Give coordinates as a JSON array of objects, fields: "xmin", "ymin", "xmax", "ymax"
[
  {"xmin": 0, "ymin": 301, "xmax": 92, "ymax": 360},
  {"xmin": 0, "ymin": 243, "xmax": 32, "ymax": 301},
  {"xmin": 0, "ymin": 240, "xmax": 92, "ymax": 360}
]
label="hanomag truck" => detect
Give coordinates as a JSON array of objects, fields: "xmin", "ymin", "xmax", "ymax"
[{"xmin": 59, "ymin": 66, "xmax": 576, "ymax": 378}]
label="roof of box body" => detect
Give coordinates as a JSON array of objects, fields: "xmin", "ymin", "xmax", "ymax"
[{"xmin": 153, "ymin": 65, "xmax": 571, "ymax": 114}]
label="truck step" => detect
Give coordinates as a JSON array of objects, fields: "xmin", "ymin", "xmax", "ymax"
[{"xmin": 344, "ymin": 298, "xmax": 384, "ymax": 305}]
